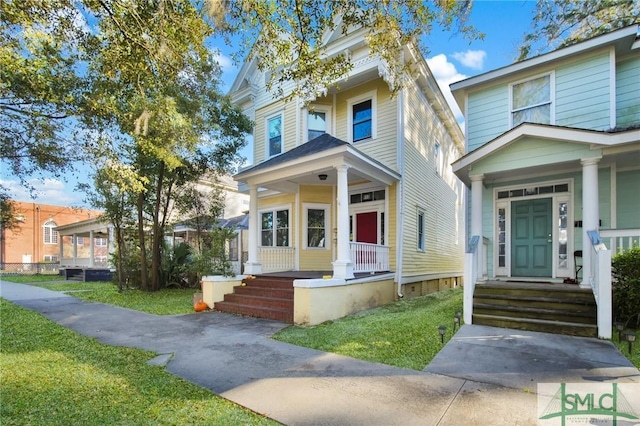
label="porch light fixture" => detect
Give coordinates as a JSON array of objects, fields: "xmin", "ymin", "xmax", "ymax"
[
  {"xmin": 318, "ymin": 174, "xmax": 328, "ymax": 181},
  {"xmin": 615, "ymin": 321, "xmax": 625, "ymax": 340},
  {"xmin": 438, "ymin": 325, "xmax": 447, "ymax": 343},
  {"xmin": 622, "ymin": 331, "xmax": 636, "ymax": 355}
]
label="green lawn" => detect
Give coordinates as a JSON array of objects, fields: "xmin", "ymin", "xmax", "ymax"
[
  {"xmin": 3, "ymin": 279, "xmax": 197, "ymax": 315},
  {"xmin": 273, "ymin": 288, "xmax": 464, "ymax": 370},
  {"xmin": 0, "ymin": 274, "xmax": 65, "ymax": 283},
  {"xmin": 0, "ymin": 299, "xmax": 276, "ymax": 426}
]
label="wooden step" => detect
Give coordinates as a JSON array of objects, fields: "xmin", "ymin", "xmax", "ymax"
[
  {"xmin": 213, "ymin": 301, "xmax": 293, "ymax": 323},
  {"xmin": 223, "ymin": 293, "xmax": 293, "ymax": 310},
  {"xmin": 234, "ymin": 286, "xmax": 294, "ymax": 299},
  {"xmin": 473, "ymin": 313, "xmax": 597, "ymax": 338},
  {"xmin": 473, "ymin": 294, "xmax": 596, "ymax": 312},
  {"xmin": 473, "ymin": 303, "xmax": 596, "ymax": 324}
]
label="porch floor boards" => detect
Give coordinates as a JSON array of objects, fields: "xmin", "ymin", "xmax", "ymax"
[{"xmin": 473, "ymin": 280, "xmax": 598, "ymax": 337}]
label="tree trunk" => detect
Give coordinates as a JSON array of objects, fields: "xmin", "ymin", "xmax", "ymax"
[
  {"xmin": 150, "ymin": 163, "xmax": 165, "ymax": 291},
  {"xmin": 137, "ymin": 191, "xmax": 148, "ymax": 291}
]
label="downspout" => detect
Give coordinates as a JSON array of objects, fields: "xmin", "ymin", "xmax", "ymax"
[{"xmin": 395, "ymin": 74, "xmax": 405, "ymax": 298}]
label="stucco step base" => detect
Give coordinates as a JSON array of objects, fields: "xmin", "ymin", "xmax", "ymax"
[
  {"xmin": 213, "ymin": 301, "xmax": 293, "ymax": 323},
  {"xmin": 472, "ymin": 314, "xmax": 598, "ymax": 337},
  {"xmin": 474, "ymin": 303, "xmax": 597, "ymax": 325}
]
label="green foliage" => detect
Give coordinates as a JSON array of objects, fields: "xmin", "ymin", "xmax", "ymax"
[
  {"xmin": 217, "ymin": 0, "xmax": 482, "ymax": 101},
  {"xmin": 612, "ymin": 246, "xmax": 640, "ymax": 323},
  {"xmin": 518, "ymin": 0, "xmax": 640, "ymax": 60},
  {"xmin": 163, "ymin": 242, "xmax": 197, "ymax": 288},
  {"xmin": 0, "ymin": 299, "xmax": 276, "ymax": 425},
  {"xmin": 274, "ymin": 289, "xmax": 463, "ymax": 370}
]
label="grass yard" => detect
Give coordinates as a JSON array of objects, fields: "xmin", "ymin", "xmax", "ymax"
[
  {"xmin": 273, "ymin": 288, "xmax": 464, "ymax": 371},
  {"xmin": 0, "ymin": 274, "xmax": 65, "ymax": 283},
  {"xmin": 0, "ymin": 299, "xmax": 276, "ymax": 426}
]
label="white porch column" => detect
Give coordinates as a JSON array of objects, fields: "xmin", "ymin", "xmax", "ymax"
[
  {"xmin": 72, "ymin": 233, "xmax": 78, "ymax": 266},
  {"xmin": 470, "ymin": 174, "xmax": 484, "ymax": 239},
  {"xmin": 244, "ymin": 184, "xmax": 262, "ymax": 275},
  {"xmin": 58, "ymin": 237, "xmax": 63, "ymax": 266},
  {"xmin": 581, "ymin": 157, "xmax": 600, "ymax": 287},
  {"xmin": 89, "ymin": 230, "xmax": 95, "ymax": 267},
  {"xmin": 332, "ymin": 164, "xmax": 354, "ymax": 279}
]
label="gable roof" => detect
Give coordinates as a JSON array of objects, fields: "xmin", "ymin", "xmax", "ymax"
[{"xmin": 450, "ymin": 25, "xmax": 639, "ymax": 111}]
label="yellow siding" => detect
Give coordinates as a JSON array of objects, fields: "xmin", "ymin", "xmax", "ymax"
[
  {"xmin": 298, "ymin": 185, "xmax": 334, "ymax": 271},
  {"xmin": 334, "ymin": 79, "xmax": 398, "ymax": 171},
  {"xmin": 253, "ymin": 100, "xmax": 298, "ymax": 163},
  {"xmin": 400, "ymin": 80, "xmax": 465, "ymax": 276},
  {"xmin": 387, "ymin": 183, "xmax": 397, "ymax": 271}
]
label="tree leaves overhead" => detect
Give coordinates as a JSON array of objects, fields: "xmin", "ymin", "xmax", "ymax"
[
  {"xmin": 518, "ymin": 0, "xmax": 640, "ymax": 60},
  {"xmin": 215, "ymin": 0, "xmax": 482, "ymax": 101}
]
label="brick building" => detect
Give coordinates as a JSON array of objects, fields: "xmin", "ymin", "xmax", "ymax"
[{"xmin": 1, "ymin": 201, "xmax": 104, "ymax": 265}]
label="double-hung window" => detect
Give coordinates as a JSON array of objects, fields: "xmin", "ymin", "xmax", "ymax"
[
  {"xmin": 417, "ymin": 209, "xmax": 425, "ymax": 252},
  {"xmin": 353, "ymin": 100, "xmax": 372, "ymax": 142},
  {"xmin": 267, "ymin": 114, "xmax": 283, "ymax": 157},
  {"xmin": 304, "ymin": 204, "xmax": 329, "ymax": 249},
  {"xmin": 308, "ymin": 111, "xmax": 326, "ymax": 141},
  {"xmin": 511, "ymin": 74, "xmax": 552, "ymax": 127},
  {"xmin": 260, "ymin": 209, "xmax": 289, "ymax": 247}
]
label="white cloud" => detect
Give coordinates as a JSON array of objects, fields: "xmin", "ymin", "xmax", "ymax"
[
  {"xmin": 1, "ymin": 178, "xmax": 82, "ymax": 206},
  {"xmin": 426, "ymin": 54, "xmax": 467, "ymax": 123},
  {"xmin": 452, "ymin": 49, "xmax": 487, "ymax": 70}
]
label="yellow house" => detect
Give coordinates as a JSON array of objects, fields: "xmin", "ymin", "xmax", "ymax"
[{"xmin": 218, "ymin": 26, "xmax": 466, "ymax": 325}]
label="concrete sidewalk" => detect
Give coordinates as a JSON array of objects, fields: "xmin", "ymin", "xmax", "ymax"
[{"xmin": 2, "ymin": 280, "xmax": 639, "ymax": 425}]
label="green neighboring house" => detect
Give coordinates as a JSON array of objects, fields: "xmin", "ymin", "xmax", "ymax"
[{"xmin": 451, "ymin": 25, "xmax": 640, "ymax": 338}]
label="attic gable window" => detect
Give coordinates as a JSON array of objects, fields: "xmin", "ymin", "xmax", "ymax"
[
  {"xmin": 511, "ymin": 73, "xmax": 553, "ymax": 127},
  {"xmin": 267, "ymin": 114, "xmax": 283, "ymax": 157}
]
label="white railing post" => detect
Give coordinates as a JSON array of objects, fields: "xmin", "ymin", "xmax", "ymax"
[
  {"xmin": 596, "ymin": 249, "xmax": 612, "ymax": 339},
  {"xmin": 463, "ymin": 235, "xmax": 480, "ymax": 325}
]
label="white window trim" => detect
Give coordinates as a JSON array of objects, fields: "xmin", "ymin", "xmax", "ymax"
[
  {"xmin": 508, "ymin": 71, "xmax": 555, "ymax": 128},
  {"xmin": 417, "ymin": 207, "xmax": 426, "ymax": 252},
  {"xmin": 434, "ymin": 142, "xmax": 442, "ymax": 177},
  {"xmin": 303, "ymin": 203, "xmax": 330, "ymax": 250},
  {"xmin": 43, "ymin": 255, "xmax": 58, "ymax": 262},
  {"xmin": 95, "ymin": 238, "xmax": 107, "ymax": 247},
  {"xmin": 265, "ymin": 111, "xmax": 284, "ymax": 159},
  {"xmin": 303, "ymin": 106, "xmax": 332, "ymax": 143},
  {"xmin": 347, "ymin": 89, "xmax": 377, "ymax": 143},
  {"xmin": 258, "ymin": 204, "xmax": 291, "ymax": 247}
]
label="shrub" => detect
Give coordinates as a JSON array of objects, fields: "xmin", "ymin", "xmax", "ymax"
[{"xmin": 612, "ymin": 246, "xmax": 640, "ymax": 324}]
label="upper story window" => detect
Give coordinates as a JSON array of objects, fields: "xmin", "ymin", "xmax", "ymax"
[
  {"xmin": 511, "ymin": 73, "xmax": 553, "ymax": 127},
  {"xmin": 95, "ymin": 238, "xmax": 107, "ymax": 247},
  {"xmin": 308, "ymin": 111, "xmax": 326, "ymax": 141},
  {"xmin": 267, "ymin": 114, "xmax": 283, "ymax": 157},
  {"xmin": 347, "ymin": 90, "xmax": 377, "ymax": 143},
  {"xmin": 43, "ymin": 220, "xmax": 58, "ymax": 244},
  {"xmin": 434, "ymin": 143, "xmax": 442, "ymax": 176},
  {"xmin": 260, "ymin": 208, "xmax": 289, "ymax": 247},
  {"xmin": 353, "ymin": 100, "xmax": 372, "ymax": 142}
]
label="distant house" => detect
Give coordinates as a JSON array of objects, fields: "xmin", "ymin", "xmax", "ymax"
[
  {"xmin": 0, "ymin": 201, "xmax": 105, "ymax": 270},
  {"xmin": 222, "ymin": 24, "xmax": 466, "ymax": 324},
  {"xmin": 451, "ymin": 25, "xmax": 640, "ymax": 338}
]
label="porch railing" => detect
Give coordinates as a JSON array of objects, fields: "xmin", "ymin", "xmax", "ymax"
[
  {"xmin": 585, "ymin": 231, "xmax": 612, "ymax": 339},
  {"xmin": 599, "ymin": 228, "xmax": 640, "ymax": 255},
  {"xmin": 258, "ymin": 247, "xmax": 295, "ymax": 273},
  {"xmin": 350, "ymin": 242, "xmax": 390, "ymax": 273}
]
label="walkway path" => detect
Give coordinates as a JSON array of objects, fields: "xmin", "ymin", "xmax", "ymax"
[{"xmin": 2, "ymin": 280, "xmax": 639, "ymax": 425}]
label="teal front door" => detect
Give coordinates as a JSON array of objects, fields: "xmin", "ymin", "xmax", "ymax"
[{"xmin": 511, "ymin": 198, "xmax": 552, "ymax": 277}]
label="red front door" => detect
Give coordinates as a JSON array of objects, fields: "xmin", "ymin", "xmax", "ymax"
[{"xmin": 356, "ymin": 212, "xmax": 377, "ymax": 243}]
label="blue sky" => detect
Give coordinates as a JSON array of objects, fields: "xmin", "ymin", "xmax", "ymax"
[{"xmin": 2, "ymin": 0, "xmax": 537, "ymax": 207}]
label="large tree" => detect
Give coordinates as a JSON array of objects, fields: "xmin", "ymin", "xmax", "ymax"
[
  {"xmin": 518, "ymin": 0, "xmax": 640, "ymax": 60},
  {"xmin": 212, "ymin": 0, "xmax": 482, "ymax": 101}
]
